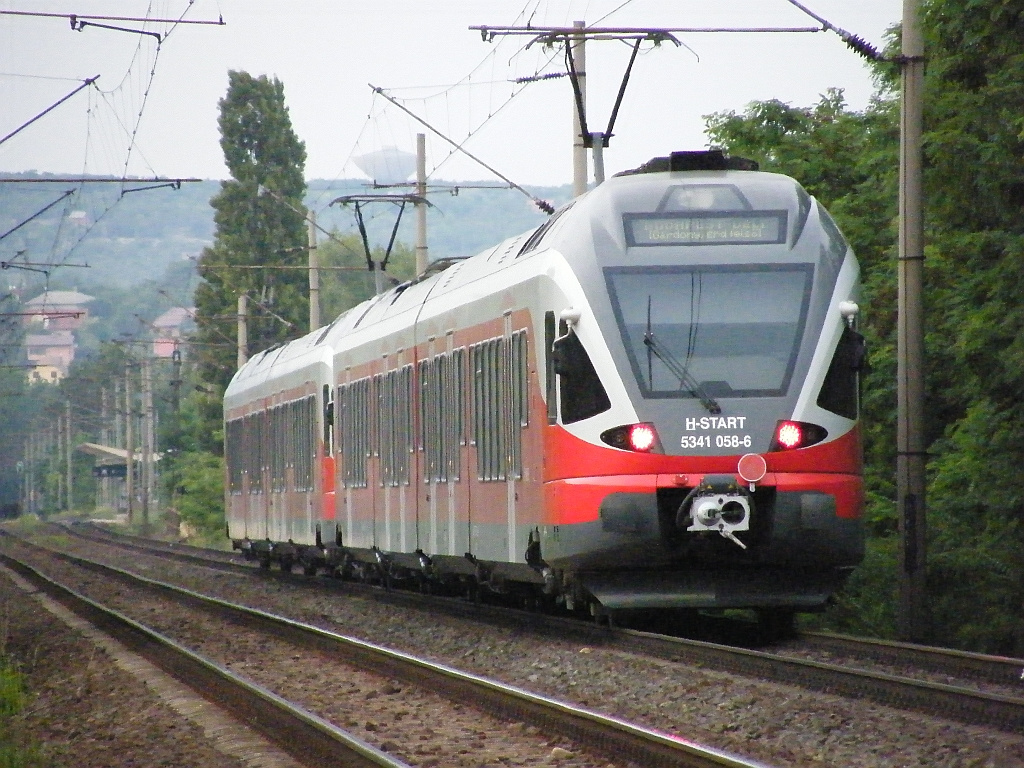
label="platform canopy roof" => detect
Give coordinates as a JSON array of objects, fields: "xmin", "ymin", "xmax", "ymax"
[{"xmin": 76, "ymin": 442, "xmax": 160, "ymax": 464}]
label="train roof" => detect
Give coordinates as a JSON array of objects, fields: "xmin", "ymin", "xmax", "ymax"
[
  {"xmin": 226, "ymin": 151, "xmax": 826, "ymax": 393},
  {"xmin": 224, "ymin": 324, "xmax": 332, "ymax": 407}
]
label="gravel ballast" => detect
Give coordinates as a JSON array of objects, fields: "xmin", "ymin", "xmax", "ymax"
[{"xmin": 2, "ymin": 526, "xmax": 1024, "ymax": 767}]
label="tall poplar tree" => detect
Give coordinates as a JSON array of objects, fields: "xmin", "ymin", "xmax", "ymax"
[{"xmin": 194, "ymin": 71, "xmax": 308, "ymax": 390}]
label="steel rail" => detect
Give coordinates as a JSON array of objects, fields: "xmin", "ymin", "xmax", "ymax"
[
  {"xmin": 797, "ymin": 630, "xmax": 1024, "ymax": 688},
  {"xmin": 615, "ymin": 627, "xmax": 1024, "ymax": 732},
  {"xmin": 60, "ymin": 522, "xmax": 1024, "ymax": 731},
  {"xmin": 10, "ymin": 535, "xmax": 770, "ymax": 768},
  {"xmin": 0, "ymin": 551, "xmax": 411, "ymax": 768}
]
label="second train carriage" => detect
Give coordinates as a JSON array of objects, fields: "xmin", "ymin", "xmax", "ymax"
[
  {"xmin": 225, "ymin": 150, "xmax": 866, "ymax": 618},
  {"xmin": 225, "ymin": 327, "xmax": 334, "ymax": 569}
]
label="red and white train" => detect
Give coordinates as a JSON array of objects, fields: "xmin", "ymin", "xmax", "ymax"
[{"xmin": 224, "ymin": 150, "xmax": 865, "ymax": 624}]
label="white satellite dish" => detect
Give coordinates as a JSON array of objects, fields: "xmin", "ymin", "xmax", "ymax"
[{"xmin": 353, "ymin": 146, "xmax": 416, "ymax": 185}]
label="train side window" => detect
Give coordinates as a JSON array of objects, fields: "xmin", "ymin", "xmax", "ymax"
[
  {"xmin": 816, "ymin": 324, "xmax": 866, "ymax": 420},
  {"xmin": 269, "ymin": 407, "xmax": 281, "ymax": 492},
  {"xmin": 376, "ymin": 373, "xmax": 388, "ymax": 486},
  {"xmin": 255, "ymin": 411, "xmax": 267, "ymax": 494},
  {"xmin": 280, "ymin": 405, "xmax": 288, "ymax": 491},
  {"xmin": 285, "ymin": 402, "xmax": 294, "ymax": 491},
  {"xmin": 338, "ymin": 380, "xmax": 370, "ymax": 488},
  {"xmin": 545, "ymin": 311, "xmax": 557, "ymax": 425},
  {"xmin": 419, "ymin": 357, "xmax": 446, "ymax": 483},
  {"xmin": 450, "ymin": 351, "xmax": 460, "ymax": 475},
  {"xmin": 322, "ymin": 384, "xmax": 333, "ymax": 457},
  {"xmin": 401, "ymin": 365, "xmax": 413, "ymax": 484},
  {"xmin": 226, "ymin": 418, "xmax": 243, "ymax": 494},
  {"xmin": 378, "ymin": 366, "xmax": 414, "ymax": 487},
  {"xmin": 469, "ymin": 335, "xmax": 527, "ymax": 481},
  {"xmin": 553, "ymin": 321, "xmax": 611, "ymax": 424},
  {"xmin": 268, "ymin": 408, "xmax": 277, "ymax": 492},
  {"xmin": 299, "ymin": 396, "xmax": 315, "ymax": 491}
]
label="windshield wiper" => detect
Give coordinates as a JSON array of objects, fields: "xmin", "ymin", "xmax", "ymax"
[{"xmin": 643, "ymin": 332, "xmax": 722, "ymax": 414}]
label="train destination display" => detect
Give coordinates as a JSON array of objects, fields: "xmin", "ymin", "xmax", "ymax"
[{"xmin": 625, "ymin": 211, "xmax": 788, "ymax": 246}]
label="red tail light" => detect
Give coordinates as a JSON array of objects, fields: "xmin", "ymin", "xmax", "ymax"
[
  {"xmin": 769, "ymin": 420, "xmax": 828, "ymax": 451},
  {"xmin": 627, "ymin": 423, "xmax": 657, "ymax": 451},
  {"xmin": 600, "ymin": 423, "xmax": 661, "ymax": 453}
]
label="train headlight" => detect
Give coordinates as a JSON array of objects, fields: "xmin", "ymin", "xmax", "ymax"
[
  {"xmin": 600, "ymin": 423, "xmax": 661, "ymax": 453},
  {"xmin": 769, "ymin": 420, "xmax": 828, "ymax": 451}
]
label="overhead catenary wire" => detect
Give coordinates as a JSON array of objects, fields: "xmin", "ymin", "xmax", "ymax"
[
  {"xmin": 0, "ymin": 190, "xmax": 75, "ymax": 244},
  {"xmin": 0, "ymin": 3, "xmax": 223, "ymax": 285},
  {"xmin": 0, "ymin": 76, "xmax": 99, "ymax": 147},
  {"xmin": 371, "ymin": 85, "xmax": 554, "ymax": 215},
  {"xmin": 783, "ymin": 0, "xmax": 886, "ymax": 61},
  {"xmin": 326, "ymin": 0, "xmax": 558, "ymax": 210}
]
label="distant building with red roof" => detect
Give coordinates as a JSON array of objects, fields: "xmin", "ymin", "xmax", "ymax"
[
  {"xmin": 23, "ymin": 290, "xmax": 93, "ymax": 331},
  {"xmin": 25, "ymin": 330, "xmax": 75, "ymax": 382},
  {"xmin": 151, "ymin": 307, "xmax": 193, "ymax": 358}
]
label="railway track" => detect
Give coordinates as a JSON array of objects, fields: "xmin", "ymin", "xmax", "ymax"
[
  {"xmin": 0, "ymin": 533, "xmax": 771, "ymax": 768},
  {"xmin": 0, "ymin": 548, "xmax": 409, "ymax": 768},
  {"xmin": 56, "ymin": 521, "xmax": 1024, "ymax": 733}
]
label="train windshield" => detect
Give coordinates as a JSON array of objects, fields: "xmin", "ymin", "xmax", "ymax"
[{"xmin": 606, "ymin": 264, "xmax": 813, "ymax": 399}]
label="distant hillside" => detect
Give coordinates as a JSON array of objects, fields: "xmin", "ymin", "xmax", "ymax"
[{"xmin": 0, "ymin": 173, "xmax": 573, "ymax": 291}]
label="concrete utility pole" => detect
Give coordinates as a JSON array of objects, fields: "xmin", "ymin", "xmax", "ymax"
[
  {"xmin": 23, "ymin": 432, "xmax": 32, "ymax": 515},
  {"xmin": 64, "ymin": 400, "xmax": 72, "ymax": 512},
  {"xmin": 114, "ymin": 379, "xmax": 123, "ymax": 514},
  {"xmin": 307, "ymin": 211, "xmax": 320, "ymax": 330},
  {"xmin": 170, "ymin": 347, "xmax": 182, "ymax": 414},
  {"xmin": 571, "ymin": 20, "xmax": 588, "ymax": 198},
  {"xmin": 125, "ymin": 362, "xmax": 134, "ymax": 525},
  {"xmin": 28, "ymin": 431, "xmax": 36, "ymax": 515},
  {"xmin": 897, "ymin": 0, "xmax": 927, "ymax": 642},
  {"xmin": 471, "ymin": 23, "xmax": 681, "ymax": 190},
  {"xmin": 237, "ymin": 294, "xmax": 248, "ymax": 368},
  {"xmin": 415, "ymin": 133, "xmax": 429, "ymax": 275},
  {"xmin": 100, "ymin": 388, "xmax": 110, "ymax": 509},
  {"xmin": 141, "ymin": 357, "xmax": 153, "ymax": 531}
]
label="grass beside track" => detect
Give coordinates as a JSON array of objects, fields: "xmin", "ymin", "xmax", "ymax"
[{"xmin": 0, "ymin": 656, "xmax": 41, "ymax": 768}]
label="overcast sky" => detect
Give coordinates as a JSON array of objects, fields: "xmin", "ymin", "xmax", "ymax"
[{"xmin": 0, "ymin": 1, "xmax": 900, "ymax": 187}]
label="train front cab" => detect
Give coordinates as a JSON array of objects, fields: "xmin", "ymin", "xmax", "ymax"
[{"xmin": 537, "ymin": 166, "xmax": 866, "ymax": 618}]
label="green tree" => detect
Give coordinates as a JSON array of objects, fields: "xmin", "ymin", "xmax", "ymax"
[
  {"xmin": 913, "ymin": 0, "xmax": 1024, "ymax": 653},
  {"xmin": 194, "ymin": 71, "xmax": 309, "ymax": 391},
  {"xmin": 704, "ymin": 1, "xmax": 1024, "ymax": 653},
  {"xmin": 172, "ymin": 450, "xmax": 226, "ymax": 540},
  {"xmin": 706, "ymin": 88, "xmax": 901, "ymax": 532},
  {"xmin": 0, "ymin": 290, "xmax": 31, "ymax": 511}
]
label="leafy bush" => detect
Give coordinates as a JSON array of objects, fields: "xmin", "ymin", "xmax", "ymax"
[{"xmin": 169, "ymin": 451, "xmax": 225, "ymax": 539}]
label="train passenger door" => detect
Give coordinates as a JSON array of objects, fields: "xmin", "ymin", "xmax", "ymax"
[
  {"xmin": 418, "ymin": 339, "xmax": 447, "ymax": 556},
  {"xmin": 377, "ymin": 359, "xmax": 414, "ymax": 555},
  {"xmin": 424, "ymin": 333, "xmax": 468, "ymax": 559},
  {"xmin": 466, "ymin": 317, "xmax": 526, "ymax": 565}
]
